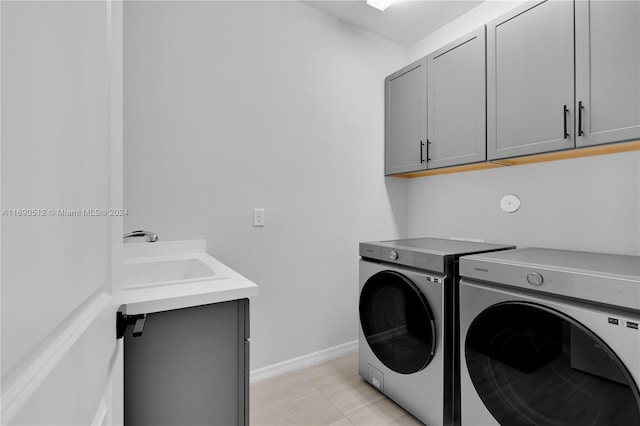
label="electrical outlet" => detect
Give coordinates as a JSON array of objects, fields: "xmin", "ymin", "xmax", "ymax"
[{"xmin": 253, "ymin": 208, "xmax": 264, "ymax": 227}]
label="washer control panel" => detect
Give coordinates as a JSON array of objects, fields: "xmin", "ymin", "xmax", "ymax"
[
  {"xmin": 359, "ymin": 243, "xmax": 445, "ymax": 273},
  {"xmin": 526, "ymin": 272, "xmax": 544, "ymax": 286}
]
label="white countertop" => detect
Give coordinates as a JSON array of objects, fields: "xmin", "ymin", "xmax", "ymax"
[{"xmin": 122, "ymin": 240, "xmax": 259, "ymax": 315}]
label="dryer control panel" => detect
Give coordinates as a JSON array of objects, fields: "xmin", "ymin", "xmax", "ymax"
[{"xmin": 460, "ymin": 247, "xmax": 640, "ymax": 312}]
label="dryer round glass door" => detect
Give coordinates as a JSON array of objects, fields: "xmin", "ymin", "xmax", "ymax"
[
  {"xmin": 465, "ymin": 302, "xmax": 640, "ymax": 426},
  {"xmin": 359, "ymin": 270, "xmax": 437, "ymax": 374}
]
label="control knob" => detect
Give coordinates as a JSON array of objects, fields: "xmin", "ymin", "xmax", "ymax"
[
  {"xmin": 389, "ymin": 250, "xmax": 398, "ymax": 261},
  {"xmin": 526, "ymin": 272, "xmax": 544, "ymax": 286}
]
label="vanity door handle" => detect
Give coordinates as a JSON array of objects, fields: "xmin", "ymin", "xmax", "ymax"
[
  {"xmin": 116, "ymin": 307, "xmax": 147, "ymax": 339},
  {"xmin": 420, "ymin": 141, "xmax": 425, "ymax": 163},
  {"xmin": 426, "ymin": 140, "xmax": 432, "ymax": 162},
  {"xmin": 563, "ymin": 105, "xmax": 569, "ymax": 139},
  {"xmin": 132, "ymin": 315, "xmax": 147, "ymax": 337}
]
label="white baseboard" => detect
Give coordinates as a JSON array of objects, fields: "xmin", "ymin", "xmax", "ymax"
[{"xmin": 250, "ymin": 340, "xmax": 358, "ymax": 384}]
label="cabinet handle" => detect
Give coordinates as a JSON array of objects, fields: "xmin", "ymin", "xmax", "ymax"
[
  {"xmin": 426, "ymin": 140, "xmax": 432, "ymax": 162},
  {"xmin": 578, "ymin": 101, "xmax": 584, "ymax": 136},
  {"xmin": 132, "ymin": 315, "xmax": 147, "ymax": 337},
  {"xmin": 116, "ymin": 308, "xmax": 147, "ymax": 339},
  {"xmin": 420, "ymin": 141, "xmax": 425, "ymax": 163},
  {"xmin": 563, "ymin": 105, "xmax": 569, "ymax": 139}
]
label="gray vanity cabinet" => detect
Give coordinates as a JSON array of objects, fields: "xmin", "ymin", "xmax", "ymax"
[
  {"xmin": 487, "ymin": 0, "xmax": 575, "ymax": 160},
  {"xmin": 124, "ymin": 299, "xmax": 249, "ymax": 426},
  {"xmin": 575, "ymin": 0, "xmax": 640, "ymax": 148},
  {"xmin": 426, "ymin": 27, "xmax": 486, "ymax": 169},
  {"xmin": 385, "ymin": 57, "xmax": 427, "ymax": 175}
]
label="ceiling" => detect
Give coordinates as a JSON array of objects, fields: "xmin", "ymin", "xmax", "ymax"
[{"xmin": 300, "ymin": 0, "xmax": 485, "ymax": 46}]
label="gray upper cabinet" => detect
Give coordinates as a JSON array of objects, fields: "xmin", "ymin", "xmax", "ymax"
[
  {"xmin": 575, "ymin": 0, "xmax": 640, "ymax": 148},
  {"xmin": 385, "ymin": 58, "xmax": 427, "ymax": 175},
  {"xmin": 487, "ymin": 0, "xmax": 575, "ymax": 160},
  {"xmin": 427, "ymin": 26, "xmax": 486, "ymax": 169},
  {"xmin": 384, "ymin": 0, "xmax": 638, "ymax": 176}
]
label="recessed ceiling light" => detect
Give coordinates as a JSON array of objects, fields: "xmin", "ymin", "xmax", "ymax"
[{"xmin": 366, "ymin": 0, "xmax": 398, "ymax": 12}]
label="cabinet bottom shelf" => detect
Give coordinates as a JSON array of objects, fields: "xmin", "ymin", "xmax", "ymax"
[{"xmin": 392, "ymin": 140, "xmax": 640, "ymax": 179}]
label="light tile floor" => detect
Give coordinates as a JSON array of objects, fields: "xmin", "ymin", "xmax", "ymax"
[{"xmin": 250, "ymin": 352, "xmax": 424, "ymax": 425}]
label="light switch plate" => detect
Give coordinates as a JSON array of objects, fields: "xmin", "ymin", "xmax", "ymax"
[{"xmin": 253, "ymin": 208, "xmax": 264, "ymax": 227}]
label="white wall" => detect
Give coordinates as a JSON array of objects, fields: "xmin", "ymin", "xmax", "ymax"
[
  {"xmin": 407, "ymin": 152, "xmax": 640, "ymax": 255},
  {"xmin": 405, "ymin": 0, "xmax": 640, "ymax": 256},
  {"xmin": 123, "ymin": 1, "xmax": 408, "ymax": 370}
]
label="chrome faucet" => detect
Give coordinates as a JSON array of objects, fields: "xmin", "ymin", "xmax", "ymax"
[{"xmin": 123, "ymin": 230, "xmax": 158, "ymax": 243}]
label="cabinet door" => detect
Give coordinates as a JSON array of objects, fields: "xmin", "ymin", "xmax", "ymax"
[
  {"xmin": 124, "ymin": 300, "xmax": 248, "ymax": 426},
  {"xmin": 575, "ymin": 0, "xmax": 640, "ymax": 147},
  {"xmin": 427, "ymin": 27, "xmax": 486, "ymax": 169},
  {"xmin": 487, "ymin": 0, "xmax": 574, "ymax": 160},
  {"xmin": 385, "ymin": 58, "xmax": 427, "ymax": 175}
]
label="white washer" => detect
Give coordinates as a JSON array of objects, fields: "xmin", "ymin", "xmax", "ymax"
[
  {"xmin": 459, "ymin": 248, "xmax": 640, "ymax": 426},
  {"xmin": 359, "ymin": 238, "xmax": 514, "ymax": 426}
]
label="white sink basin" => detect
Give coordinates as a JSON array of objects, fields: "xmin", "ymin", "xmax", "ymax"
[
  {"xmin": 122, "ymin": 240, "xmax": 258, "ymax": 314},
  {"xmin": 124, "ymin": 257, "xmax": 218, "ymax": 288}
]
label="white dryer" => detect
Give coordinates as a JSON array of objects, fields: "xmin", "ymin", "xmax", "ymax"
[
  {"xmin": 359, "ymin": 238, "xmax": 514, "ymax": 426},
  {"xmin": 459, "ymin": 248, "xmax": 640, "ymax": 426}
]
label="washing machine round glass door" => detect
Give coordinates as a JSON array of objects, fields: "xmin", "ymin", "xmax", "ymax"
[
  {"xmin": 465, "ymin": 302, "xmax": 640, "ymax": 426},
  {"xmin": 359, "ymin": 270, "xmax": 436, "ymax": 375}
]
